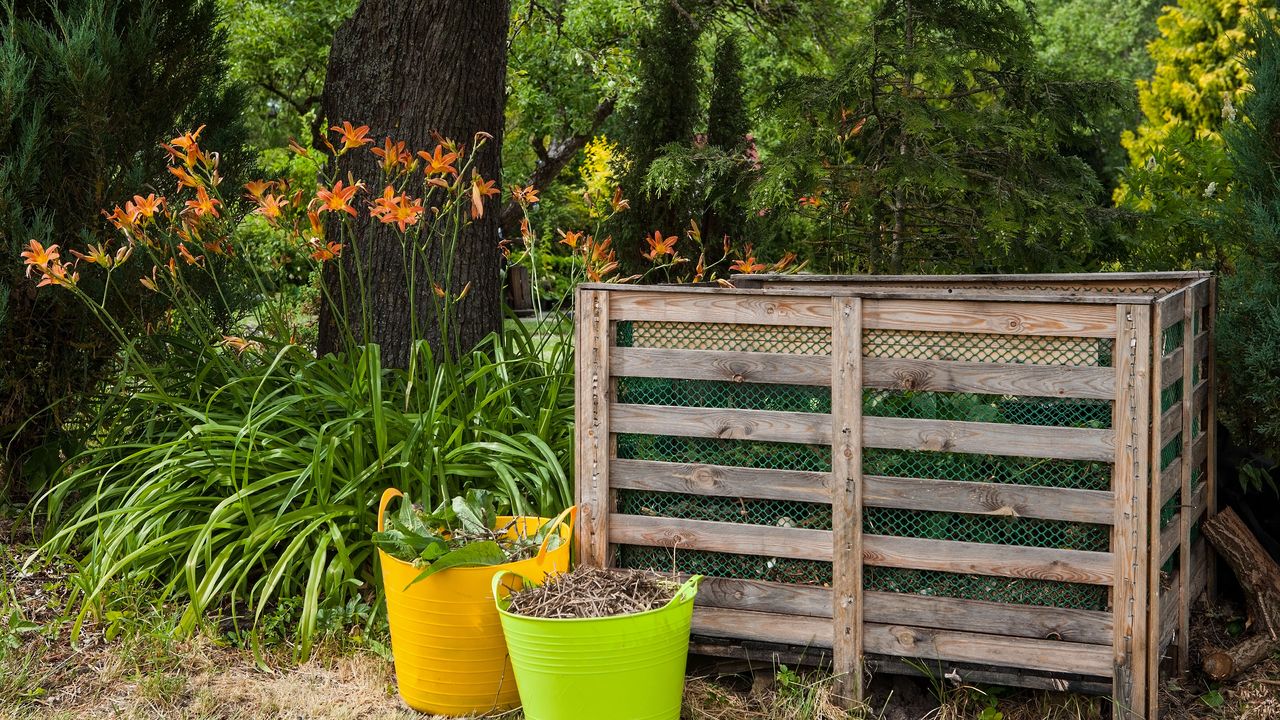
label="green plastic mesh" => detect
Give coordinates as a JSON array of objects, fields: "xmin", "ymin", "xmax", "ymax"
[
  {"xmin": 616, "ymin": 434, "xmax": 832, "ymax": 473},
  {"xmin": 1162, "ymin": 378, "xmax": 1184, "ymax": 414},
  {"xmin": 864, "ymin": 390, "xmax": 1111, "ymax": 429},
  {"xmin": 617, "ymin": 377, "xmax": 831, "ymax": 413},
  {"xmin": 617, "ymin": 490, "xmax": 832, "ymax": 530},
  {"xmin": 1163, "ymin": 320, "xmax": 1185, "ymax": 356},
  {"xmin": 863, "ymin": 329, "xmax": 1113, "ymax": 367},
  {"xmin": 865, "ymin": 567, "xmax": 1108, "ymax": 610},
  {"xmin": 616, "ymin": 546, "xmax": 832, "ymax": 585},
  {"xmin": 1161, "ymin": 433, "xmax": 1182, "ymax": 472},
  {"xmin": 1160, "ymin": 494, "xmax": 1179, "ymax": 529},
  {"xmin": 864, "ymin": 507, "xmax": 1108, "ymax": 551},
  {"xmin": 865, "ymin": 449, "xmax": 1111, "ymax": 490},
  {"xmin": 616, "ymin": 321, "xmax": 831, "ymax": 354}
]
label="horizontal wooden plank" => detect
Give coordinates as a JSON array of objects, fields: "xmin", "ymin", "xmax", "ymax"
[
  {"xmin": 693, "ymin": 606, "xmax": 831, "ymax": 648},
  {"xmin": 1191, "ymin": 279, "xmax": 1211, "ymax": 310},
  {"xmin": 1160, "ymin": 514, "xmax": 1181, "ymax": 565},
  {"xmin": 732, "ymin": 271, "xmax": 1209, "ymax": 285},
  {"xmin": 610, "ymin": 459, "xmax": 831, "ymax": 504},
  {"xmin": 611, "ymin": 347, "xmax": 832, "ymax": 386},
  {"xmin": 1192, "ymin": 379, "xmax": 1210, "ymax": 415},
  {"xmin": 1192, "ymin": 432, "xmax": 1208, "ymax": 469},
  {"xmin": 611, "ymin": 404, "xmax": 831, "ymax": 444},
  {"xmin": 1160, "ymin": 457, "xmax": 1182, "ymax": 504},
  {"xmin": 864, "ymin": 357, "xmax": 1115, "ymax": 400},
  {"xmin": 1194, "ymin": 331, "xmax": 1209, "ymax": 361},
  {"xmin": 1161, "ymin": 403, "xmax": 1183, "ymax": 445},
  {"xmin": 679, "ymin": 576, "xmax": 1113, "ymax": 645},
  {"xmin": 1159, "ymin": 290, "xmax": 1187, "ymax": 330},
  {"xmin": 1162, "ymin": 347, "xmax": 1184, "ymax": 386},
  {"xmin": 1160, "ymin": 580, "xmax": 1179, "ymax": 650},
  {"xmin": 868, "ymin": 656, "xmax": 1114, "ymax": 695},
  {"xmin": 609, "ymin": 292, "xmax": 833, "ymax": 327},
  {"xmin": 863, "ymin": 623, "xmax": 1113, "ymax": 677},
  {"xmin": 864, "ymin": 475, "xmax": 1114, "ymax": 525},
  {"xmin": 863, "ymin": 299, "xmax": 1118, "ymax": 338},
  {"xmin": 867, "ymin": 592, "xmax": 1112, "ymax": 645},
  {"xmin": 864, "ymin": 534, "xmax": 1114, "ymax": 585},
  {"xmin": 1188, "ymin": 481, "xmax": 1209, "ymax": 525},
  {"xmin": 609, "ymin": 514, "xmax": 833, "ymax": 561},
  {"xmin": 864, "ymin": 416, "xmax": 1115, "ymax": 462}
]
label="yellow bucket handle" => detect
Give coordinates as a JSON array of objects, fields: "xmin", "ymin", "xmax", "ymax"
[
  {"xmin": 378, "ymin": 487, "xmax": 404, "ymax": 532},
  {"xmin": 536, "ymin": 505, "xmax": 578, "ymax": 562},
  {"xmin": 490, "ymin": 570, "xmax": 704, "ymax": 612}
]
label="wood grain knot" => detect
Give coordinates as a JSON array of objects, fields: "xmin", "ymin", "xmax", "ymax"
[{"xmin": 890, "ymin": 626, "xmax": 919, "ymax": 649}]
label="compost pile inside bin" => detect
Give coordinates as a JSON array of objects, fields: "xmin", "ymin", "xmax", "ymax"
[{"xmin": 505, "ymin": 566, "xmax": 679, "ymax": 619}]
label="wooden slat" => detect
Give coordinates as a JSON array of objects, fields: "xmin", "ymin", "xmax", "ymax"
[
  {"xmin": 862, "ymin": 299, "xmax": 1117, "ymax": 337},
  {"xmin": 1147, "ymin": 298, "xmax": 1173, "ymax": 715},
  {"xmin": 1161, "ymin": 347, "xmax": 1183, "ymax": 385},
  {"xmin": 735, "ymin": 271, "xmax": 1209, "ymax": 285},
  {"xmin": 684, "ymin": 576, "xmax": 1113, "ymax": 645},
  {"xmin": 867, "ymin": 593, "xmax": 1113, "ymax": 646},
  {"xmin": 1179, "ymin": 291, "xmax": 1197, "ymax": 672},
  {"xmin": 1188, "ymin": 481, "xmax": 1209, "ymax": 525},
  {"xmin": 1160, "ymin": 514, "xmax": 1180, "ymax": 565},
  {"xmin": 1192, "ymin": 432, "xmax": 1209, "ymax": 469},
  {"xmin": 610, "ymin": 459, "xmax": 830, "ymax": 504},
  {"xmin": 868, "ymin": 657, "xmax": 1113, "ymax": 696},
  {"xmin": 831, "ymin": 296, "xmax": 864, "ymax": 703},
  {"xmin": 611, "ymin": 347, "xmax": 832, "ymax": 386},
  {"xmin": 1207, "ymin": 277, "xmax": 1218, "ymax": 604},
  {"xmin": 1191, "ymin": 279, "xmax": 1211, "ymax": 309},
  {"xmin": 1160, "ymin": 584, "xmax": 1178, "ymax": 650},
  {"xmin": 611, "ymin": 403, "xmax": 832, "ymax": 445},
  {"xmin": 609, "ymin": 514, "xmax": 833, "ymax": 561},
  {"xmin": 1160, "ymin": 457, "xmax": 1182, "ymax": 505},
  {"xmin": 1112, "ymin": 304, "xmax": 1151, "ymax": 720},
  {"xmin": 864, "ymin": 416, "xmax": 1115, "ymax": 462},
  {"xmin": 863, "ymin": 623, "xmax": 1113, "ymax": 677},
  {"xmin": 574, "ymin": 289, "xmax": 612, "ymax": 568},
  {"xmin": 609, "ymin": 291, "xmax": 833, "ymax": 326},
  {"xmin": 864, "ymin": 475, "xmax": 1114, "ymax": 525},
  {"xmin": 1159, "ymin": 289, "xmax": 1187, "ymax": 330},
  {"xmin": 863, "ymin": 534, "xmax": 1114, "ymax": 585},
  {"xmin": 1192, "ymin": 379, "xmax": 1210, "ymax": 415},
  {"xmin": 693, "ymin": 606, "xmax": 830, "ymax": 648},
  {"xmin": 1161, "ymin": 403, "xmax": 1182, "ymax": 445},
  {"xmin": 864, "ymin": 357, "xmax": 1115, "ymax": 400}
]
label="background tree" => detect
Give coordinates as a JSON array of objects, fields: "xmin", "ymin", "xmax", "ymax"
[
  {"xmin": 0, "ymin": 0, "xmax": 246, "ymax": 497},
  {"xmin": 1218, "ymin": 15, "xmax": 1280, "ymax": 473},
  {"xmin": 760, "ymin": 0, "xmax": 1122, "ymax": 274},
  {"xmin": 1114, "ymin": 0, "xmax": 1277, "ymax": 269},
  {"xmin": 318, "ymin": 0, "xmax": 510, "ymax": 364}
]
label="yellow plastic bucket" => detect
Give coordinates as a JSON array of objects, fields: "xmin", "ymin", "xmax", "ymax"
[{"xmin": 377, "ymin": 488, "xmax": 575, "ymax": 716}]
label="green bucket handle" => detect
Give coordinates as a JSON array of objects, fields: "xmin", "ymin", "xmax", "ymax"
[
  {"xmin": 535, "ymin": 505, "xmax": 577, "ymax": 562},
  {"xmin": 491, "ymin": 570, "xmax": 704, "ymax": 612}
]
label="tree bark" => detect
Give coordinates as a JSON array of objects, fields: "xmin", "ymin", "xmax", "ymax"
[
  {"xmin": 1201, "ymin": 506, "xmax": 1280, "ymax": 681},
  {"xmin": 317, "ymin": 0, "xmax": 509, "ymax": 366}
]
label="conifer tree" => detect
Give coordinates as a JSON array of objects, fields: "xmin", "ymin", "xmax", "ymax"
[
  {"xmin": 0, "ymin": 0, "xmax": 245, "ymax": 495},
  {"xmin": 702, "ymin": 34, "xmax": 751, "ymax": 256}
]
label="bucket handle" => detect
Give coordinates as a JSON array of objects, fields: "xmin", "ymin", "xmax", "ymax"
[
  {"xmin": 491, "ymin": 569, "xmax": 536, "ymax": 610},
  {"xmin": 535, "ymin": 505, "xmax": 578, "ymax": 562},
  {"xmin": 490, "ymin": 570, "xmax": 704, "ymax": 612},
  {"xmin": 377, "ymin": 487, "xmax": 403, "ymax": 533}
]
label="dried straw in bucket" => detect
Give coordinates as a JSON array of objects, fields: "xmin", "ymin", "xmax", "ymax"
[{"xmin": 504, "ymin": 566, "xmax": 679, "ymax": 619}]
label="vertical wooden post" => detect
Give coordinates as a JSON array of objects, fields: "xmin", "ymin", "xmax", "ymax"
[
  {"xmin": 1146, "ymin": 300, "xmax": 1166, "ymax": 715},
  {"xmin": 831, "ymin": 296, "xmax": 864, "ymax": 705},
  {"xmin": 1178, "ymin": 290, "xmax": 1195, "ymax": 672},
  {"xmin": 1113, "ymin": 304, "xmax": 1151, "ymax": 720},
  {"xmin": 1206, "ymin": 277, "xmax": 1219, "ymax": 604},
  {"xmin": 575, "ymin": 288, "xmax": 612, "ymax": 568}
]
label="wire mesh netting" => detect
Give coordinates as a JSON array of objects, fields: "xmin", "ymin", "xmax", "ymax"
[
  {"xmin": 863, "ymin": 329, "xmax": 1114, "ymax": 367},
  {"xmin": 1162, "ymin": 320, "xmax": 1185, "ymax": 356},
  {"xmin": 617, "ymin": 377, "xmax": 831, "ymax": 413},
  {"xmin": 864, "ymin": 507, "xmax": 1109, "ymax": 551},
  {"xmin": 864, "ymin": 390, "xmax": 1112, "ymax": 429},
  {"xmin": 616, "ymin": 545, "xmax": 834, "ymax": 585},
  {"xmin": 616, "ymin": 434, "xmax": 832, "ymax": 473},
  {"xmin": 617, "ymin": 489, "xmax": 832, "ymax": 530},
  {"xmin": 616, "ymin": 321, "xmax": 832, "ymax": 354},
  {"xmin": 864, "ymin": 567, "xmax": 1108, "ymax": 610},
  {"xmin": 865, "ymin": 449, "xmax": 1112, "ymax": 490}
]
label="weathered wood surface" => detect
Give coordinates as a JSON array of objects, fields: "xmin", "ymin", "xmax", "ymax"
[
  {"xmin": 862, "ymin": 299, "xmax": 1118, "ymax": 337},
  {"xmin": 864, "ymin": 416, "xmax": 1115, "ymax": 462},
  {"xmin": 863, "ymin": 534, "xmax": 1114, "ymax": 585},
  {"xmin": 864, "ymin": 475, "xmax": 1114, "ymax": 525},
  {"xmin": 610, "ymin": 291, "xmax": 833, "ymax": 326},
  {"xmin": 609, "ymin": 514, "xmax": 834, "ymax": 561},
  {"xmin": 574, "ymin": 289, "xmax": 612, "ymax": 568},
  {"xmin": 831, "ymin": 296, "xmax": 864, "ymax": 703},
  {"xmin": 610, "ymin": 459, "xmax": 830, "ymax": 504},
  {"xmin": 1112, "ymin": 304, "xmax": 1151, "ymax": 720},
  {"xmin": 863, "ymin": 623, "xmax": 1113, "ymax": 677},
  {"xmin": 1201, "ymin": 508, "xmax": 1280, "ymax": 682},
  {"xmin": 611, "ymin": 403, "xmax": 832, "ymax": 444},
  {"xmin": 868, "ymin": 657, "xmax": 1113, "ymax": 696},
  {"xmin": 611, "ymin": 347, "xmax": 831, "ymax": 386},
  {"xmin": 863, "ymin": 356, "xmax": 1115, "ymax": 399}
]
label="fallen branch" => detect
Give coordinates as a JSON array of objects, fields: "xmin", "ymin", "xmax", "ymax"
[{"xmin": 1201, "ymin": 506, "xmax": 1280, "ymax": 681}]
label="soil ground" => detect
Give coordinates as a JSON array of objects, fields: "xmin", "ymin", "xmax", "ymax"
[{"xmin": 3, "ymin": 512, "xmax": 1278, "ymax": 720}]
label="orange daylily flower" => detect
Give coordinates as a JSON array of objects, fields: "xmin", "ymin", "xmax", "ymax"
[
  {"xmin": 418, "ymin": 145, "xmax": 459, "ymax": 177},
  {"xmin": 371, "ymin": 137, "xmax": 413, "ymax": 173},
  {"xmin": 369, "ymin": 186, "xmax": 425, "ymax": 231},
  {"xmin": 470, "ymin": 173, "xmax": 499, "ymax": 220},
  {"xmin": 169, "ymin": 164, "xmax": 203, "ymax": 190},
  {"xmin": 773, "ymin": 251, "xmax": 799, "ymax": 271},
  {"xmin": 71, "ymin": 243, "xmax": 112, "ymax": 268},
  {"xmin": 244, "ymin": 180, "xmax": 271, "ymax": 199},
  {"xmin": 310, "ymin": 240, "xmax": 342, "ymax": 262},
  {"xmin": 642, "ymin": 230, "xmax": 678, "ymax": 262},
  {"xmin": 510, "ymin": 185, "xmax": 539, "ymax": 205},
  {"xmin": 185, "ymin": 186, "xmax": 221, "ymax": 218},
  {"xmin": 330, "ymin": 121, "xmax": 373, "ymax": 153},
  {"xmin": 20, "ymin": 239, "xmax": 59, "ymax": 276},
  {"xmin": 169, "ymin": 126, "xmax": 205, "ymax": 153},
  {"xmin": 798, "ymin": 195, "xmax": 822, "ymax": 208},
  {"xmin": 316, "ymin": 180, "xmax": 362, "ymax": 216},
  {"xmin": 288, "ymin": 138, "xmax": 310, "ymax": 157},
  {"xmin": 140, "ymin": 267, "xmax": 160, "ymax": 292},
  {"xmin": 104, "ymin": 205, "xmax": 137, "ymax": 233},
  {"xmin": 36, "ymin": 260, "xmax": 78, "ymax": 289},
  {"xmin": 557, "ymin": 229, "xmax": 583, "ymax": 249},
  {"xmin": 306, "ymin": 210, "xmax": 325, "ymax": 241},
  {"xmin": 610, "ymin": 188, "xmax": 630, "ymax": 212},
  {"xmin": 127, "ymin": 194, "xmax": 165, "ymax": 222},
  {"xmin": 256, "ymin": 193, "xmax": 288, "ymax": 223},
  {"xmin": 177, "ymin": 243, "xmax": 204, "ymax": 266},
  {"xmin": 730, "ymin": 256, "xmax": 767, "ymax": 274}
]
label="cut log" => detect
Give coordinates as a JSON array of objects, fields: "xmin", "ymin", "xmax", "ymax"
[{"xmin": 1200, "ymin": 507, "xmax": 1280, "ymax": 681}]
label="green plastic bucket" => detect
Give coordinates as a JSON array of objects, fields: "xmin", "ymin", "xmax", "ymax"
[{"xmin": 492, "ymin": 571, "xmax": 703, "ymax": 720}]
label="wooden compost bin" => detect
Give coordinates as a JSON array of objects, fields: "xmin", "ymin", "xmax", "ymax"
[{"xmin": 574, "ymin": 272, "xmax": 1215, "ymax": 719}]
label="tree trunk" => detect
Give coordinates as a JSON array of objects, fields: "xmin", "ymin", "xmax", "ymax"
[
  {"xmin": 1201, "ymin": 506, "xmax": 1280, "ymax": 681},
  {"xmin": 317, "ymin": 0, "xmax": 509, "ymax": 366}
]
